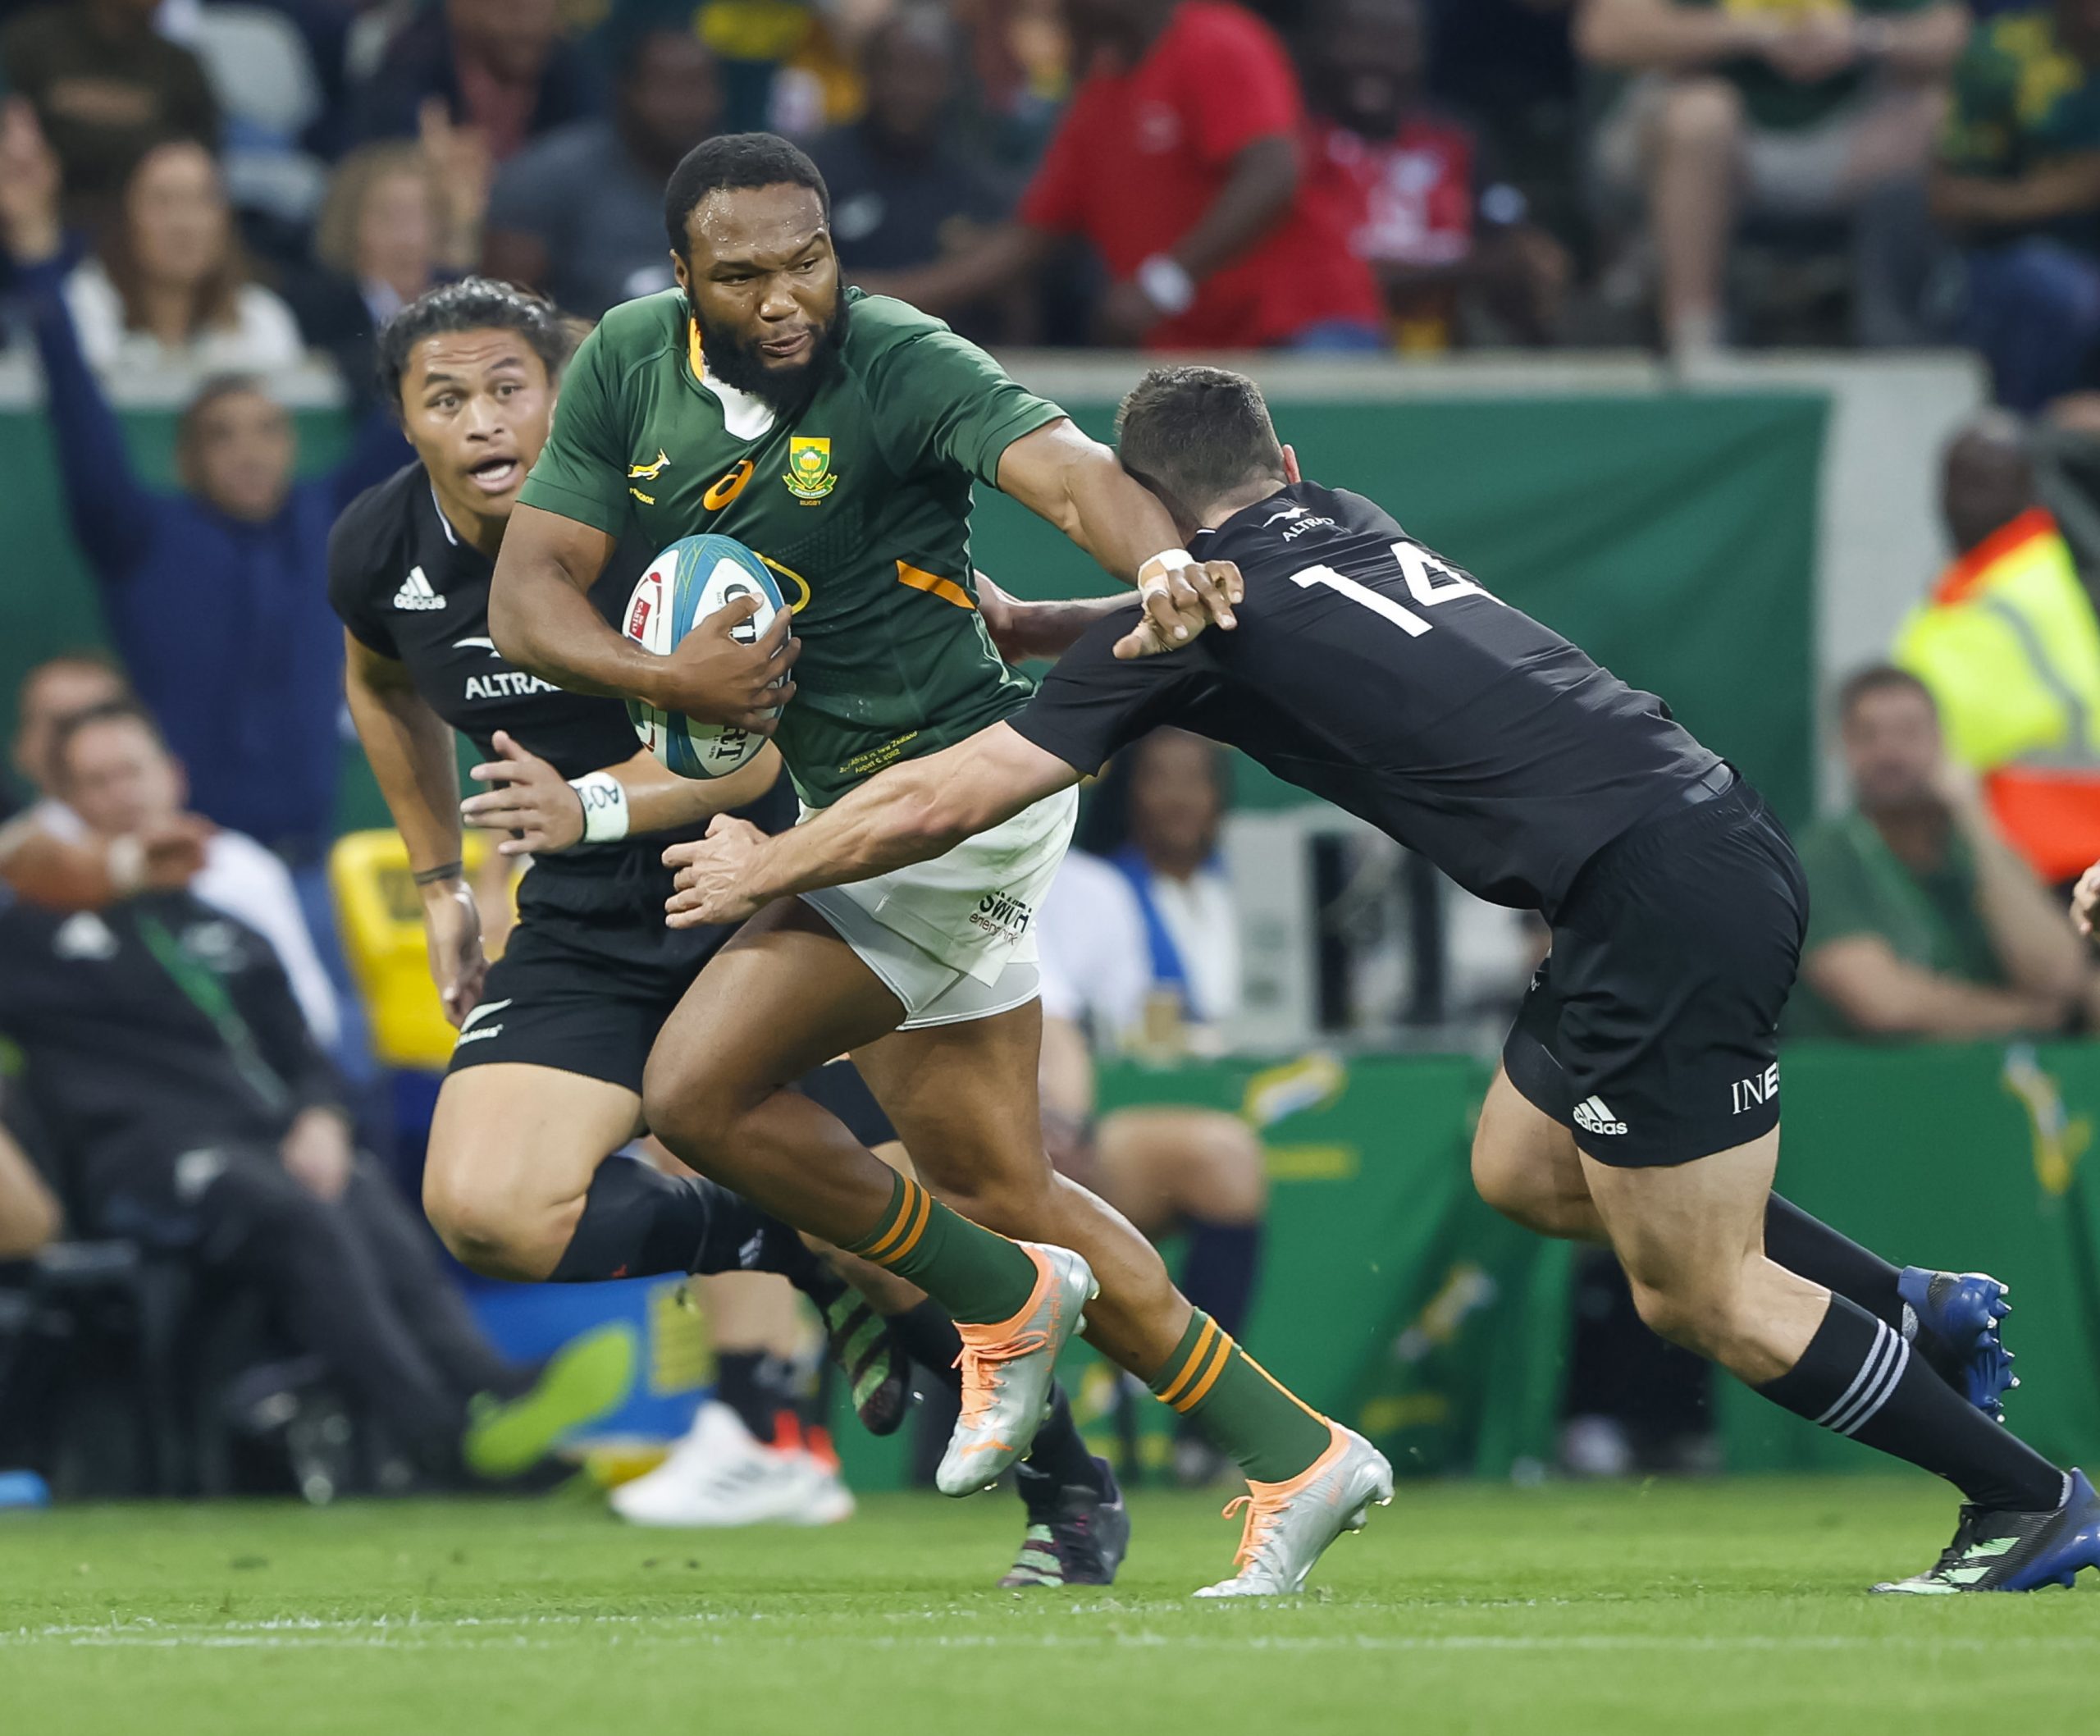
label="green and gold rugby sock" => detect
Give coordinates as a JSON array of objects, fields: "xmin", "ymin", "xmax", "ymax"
[
  {"xmin": 840, "ymin": 1171, "xmax": 1038, "ymax": 1326},
  {"xmin": 1148, "ymin": 1309, "xmax": 1333, "ymax": 1483}
]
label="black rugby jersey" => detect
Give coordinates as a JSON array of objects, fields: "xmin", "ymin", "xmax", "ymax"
[
  {"xmin": 327, "ymin": 464, "xmax": 793, "ymax": 922},
  {"xmin": 1010, "ymin": 481, "xmax": 1721, "ymax": 916}
]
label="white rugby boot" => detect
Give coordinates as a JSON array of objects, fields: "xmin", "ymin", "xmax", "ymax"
[
  {"xmin": 935, "ymin": 1243, "xmax": 1097, "ymax": 1496},
  {"xmin": 1194, "ymin": 1423, "xmax": 1394, "ymax": 1597},
  {"xmin": 610, "ymin": 1402, "xmax": 815, "ymax": 1528}
]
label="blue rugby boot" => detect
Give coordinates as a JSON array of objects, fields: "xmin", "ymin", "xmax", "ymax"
[
  {"xmin": 1898, "ymin": 1268, "xmax": 2016, "ymax": 1421},
  {"xmin": 1874, "ymin": 1469, "xmax": 2100, "ymax": 1593}
]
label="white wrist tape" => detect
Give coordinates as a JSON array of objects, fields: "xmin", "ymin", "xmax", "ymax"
[
  {"xmin": 568, "ymin": 771, "xmax": 630, "ymax": 844},
  {"xmin": 1138, "ymin": 550, "xmax": 1197, "ymax": 600}
]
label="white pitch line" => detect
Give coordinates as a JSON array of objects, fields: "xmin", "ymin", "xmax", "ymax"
[{"xmin": 6, "ymin": 1619, "xmax": 2096, "ymax": 1656}]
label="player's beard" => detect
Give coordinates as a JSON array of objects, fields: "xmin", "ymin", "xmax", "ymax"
[{"xmin": 697, "ymin": 292, "xmax": 852, "ymax": 421}]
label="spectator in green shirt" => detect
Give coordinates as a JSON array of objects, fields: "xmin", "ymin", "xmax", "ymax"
[
  {"xmin": 1789, "ymin": 664, "xmax": 2089, "ymax": 1040},
  {"xmin": 1579, "ymin": 0, "xmax": 1967, "ymax": 357},
  {"xmin": 1932, "ymin": 2, "xmax": 2100, "ymax": 411}
]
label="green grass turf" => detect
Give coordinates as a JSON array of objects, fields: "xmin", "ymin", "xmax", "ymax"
[{"xmin": 2, "ymin": 1478, "xmax": 2093, "ymax": 1736}]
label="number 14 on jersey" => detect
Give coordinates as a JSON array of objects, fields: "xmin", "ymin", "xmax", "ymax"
[{"xmin": 1291, "ymin": 541, "xmax": 1495, "ymax": 637}]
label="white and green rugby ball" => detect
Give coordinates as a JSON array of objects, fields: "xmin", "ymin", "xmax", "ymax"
[{"xmin": 623, "ymin": 533, "xmax": 788, "ymax": 779}]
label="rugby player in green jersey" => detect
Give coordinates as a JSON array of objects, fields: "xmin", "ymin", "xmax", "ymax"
[{"xmin": 489, "ymin": 134, "xmax": 1386, "ymax": 1595}]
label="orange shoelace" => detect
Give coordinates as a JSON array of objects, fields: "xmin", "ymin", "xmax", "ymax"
[
  {"xmin": 1219, "ymin": 1490, "xmax": 1285, "ymax": 1572},
  {"xmin": 953, "ymin": 1328, "xmax": 1052, "ymax": 1434}
]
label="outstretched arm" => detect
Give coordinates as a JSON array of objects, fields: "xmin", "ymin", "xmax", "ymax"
[
  {"xmin": 461, "ymin": 733, "xmax": 784, "ymax": 856},
  {"xmin": 661, "ymin": 722, "xmax": 1078, "ymax": 926},
  {"xmin": 995, "ymin": 418, "xmax": 1241, "ymax": 658},
  {"xmin": 975, "ymin": 571, "xmax": 1141, "ymax": 662}
]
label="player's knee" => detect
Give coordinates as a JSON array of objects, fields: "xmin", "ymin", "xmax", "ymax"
[
  {"xmin": 422, "ymin": 1158, "xmax": 547, "ymax": 1281},
  {"xmin": 1184, "ymin": 1115, "xmax": 1267, "ymax": 1222},
  {"xmin": 1657, "ymin": 76, "xmax": 1743, "ymax": 156},
  {"xmin": 639, "ymin": 1048, "xmax": 739, "ymax": 1170}
]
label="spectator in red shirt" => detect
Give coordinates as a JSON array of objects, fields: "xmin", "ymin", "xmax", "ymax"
[
  {"xmin": 1303, "ymin": 0, "xmax": 1570, "ymax": 349},
  {"xmin": 873, "ymin": 0, "xmax": 1385, "ymax": 349}
]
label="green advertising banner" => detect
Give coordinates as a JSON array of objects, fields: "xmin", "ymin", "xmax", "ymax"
[
  {"xmin": 0, "ymin": 389, "xmax": 1823, "ymax": 828},
  {"xmin": 828, "ymin": 1039, "xmax": 2100, "ymax": 1493},
  {"xmin": 1721, "ymin": 1039, "xmax": 2100, "ymax": 1473}
]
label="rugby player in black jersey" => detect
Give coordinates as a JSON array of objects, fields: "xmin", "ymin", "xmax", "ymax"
[
  {"xmin": 328, "ymin": 280, "xmax": 1125, "ymax": 1577},
  {"xmin": 670, "ymin": 364, "xmax": 2100, "ymax": 1595}
]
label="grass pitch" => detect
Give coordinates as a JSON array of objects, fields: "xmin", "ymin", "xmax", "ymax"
[{"xmin": 3, "ymin": 1478, "xmax": 2093, "ymax": 1736}]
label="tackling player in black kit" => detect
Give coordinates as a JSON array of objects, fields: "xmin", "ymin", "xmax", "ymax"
[
  {"xmin": 673, "ymin": 365, "xmax": 2100, "ymax": 1594},
  {"xmin": 327, "ymin": 280, "xmax": 1126, "ymax": 1578}
]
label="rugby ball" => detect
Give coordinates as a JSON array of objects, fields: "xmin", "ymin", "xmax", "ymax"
[{"xmin": 623, "ymin": 534, "xmax": 789, "ymax": 779}]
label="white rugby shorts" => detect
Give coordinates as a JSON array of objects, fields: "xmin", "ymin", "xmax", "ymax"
[{"xmin": 797, "ymin": 785, "xmax": 1079, "ymax": 1029}]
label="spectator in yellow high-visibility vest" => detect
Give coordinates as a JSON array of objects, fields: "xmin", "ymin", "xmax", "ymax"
[{"xmin": 1896, "ymin": 412, "xmax": 2100, "ymax": 889}]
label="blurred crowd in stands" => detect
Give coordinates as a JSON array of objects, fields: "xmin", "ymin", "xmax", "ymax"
[
  {"xmin": 13, "ymin": 0, "xmax": 2100, "ymax": 1499},
  {"xmin": 0, "ymin": 0, "xmax": 2093, "ymax": 391}
]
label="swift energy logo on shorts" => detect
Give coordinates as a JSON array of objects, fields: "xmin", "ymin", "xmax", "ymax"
[
  {"xmin": 969, "ymin": 889, "xmax": 1034, "ymax": 945},
  {"xmin": 784, "ymin": 436, "xmax": 837, "ymax": 503}
]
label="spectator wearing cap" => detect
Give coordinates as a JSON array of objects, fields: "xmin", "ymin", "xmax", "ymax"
[
  {"xmin": 482, "ymin": 29, "xmax": 723, "ymax": 318},
  {"xmin": 1933, "ymin": 1, "xmax": 2100, "ymax": 413},
  {"xmin": 1580, "ymin": 0, "xmax": 1967, "ymax": 359},
  {"xmin": 870, "ymin": 0, "xmax": 1385, "ymax": 349},
  {"xmin": 1303, "ymin": 0, "xmax": 1570, "ymax": 349},
  {"xmin": 0, "ymin": 0, "xmax": 217, "ymax": 231},
  {"xmin": 347, "ymin": 0, "xmax": 599, "ymax": 164},
  {"xmin": 811, "ymin": 9, "xmax": 1016, "ymax": 343}
]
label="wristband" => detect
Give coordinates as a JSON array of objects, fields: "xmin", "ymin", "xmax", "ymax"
[
  {"xmin": 413, "ymin": 860, "xmax": 465, "ymax": 887},
  {"xmin": 1135, "ymin": 254, "xmax": 1196, "ymax": 317},
  {"xmin": 568, "ymin": 770, "xmax": 631, "ymax": 844}
]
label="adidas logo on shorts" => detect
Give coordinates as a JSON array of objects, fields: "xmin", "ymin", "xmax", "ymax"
[
  {"xmin": 393, "ymin": 565, "xmax": 447, "ymax": 611},
  {"xmin": 1573, "ymin": 1095, "xmax": 1628, "ymax": 1137}
]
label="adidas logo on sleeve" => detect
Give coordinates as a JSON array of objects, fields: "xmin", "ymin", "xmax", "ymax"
[
  {"xmin": 1573, "ymin": 1095, "xmax": 1628, "ymax": 1137},
  {"xmin": 393, "ymin": 565, "xmax": 447, "ymax": 611}
]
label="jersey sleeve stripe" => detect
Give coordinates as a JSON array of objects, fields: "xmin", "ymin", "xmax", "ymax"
[{"xmin": 896, "ymin": 560, "xmax": 977, "ymax": 611}]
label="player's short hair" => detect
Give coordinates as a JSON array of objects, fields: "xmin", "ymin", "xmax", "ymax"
[
  {"xmin": 1115, "ymin": 366, "xmax": 1288, "ymax": 525},
  {"xmin": 48, "ymin": 698, "xmax": 167, "ymax": 786},
  {"xmin": 1835, "ymin": 663, "xmax": 1937, "ymax": 724},
  {"xmin": 663, "ymin": 132, "xmax": 830, "ymax": 257},
  {"xmin": 375, "ymin": 277, "xmax": 576, "ymax": 408}
]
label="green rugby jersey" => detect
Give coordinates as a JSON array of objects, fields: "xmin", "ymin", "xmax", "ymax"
[{"xmin": 519, "ymin": 288, "xmax": 1061, "ymax": 806}]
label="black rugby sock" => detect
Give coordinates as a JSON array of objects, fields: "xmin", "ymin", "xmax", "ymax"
[
  {"xmin": 715, "ymin": 1349, "xmax": 796, "ymax": 1445},
  {"xmin": 1755, "ymin": 1295, "xmax": 2066, "ymax": 1511},
  {"xmin": 885, "ymin": 1300, "xmax": 1099, "ymax": 1491},
  {"xmin": 1763, "ymin": 1197, "xmax": 1968, "ymax": 1388},
  {"xmin": 549, "ymin": 1156, "xmax": 715, "ymax": 1281},
  {"xmin": 1181, "ymin": 1218, "xmax": 1262, "ymax": 1340}
]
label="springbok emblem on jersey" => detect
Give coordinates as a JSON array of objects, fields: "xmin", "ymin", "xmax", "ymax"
[
  {"xmin": 627, "ymin": 450, "xmax": 672, "ymax": 503},
  {"xmin": 784, "ymin": 436, "xmax": 837, "ymax": 503}
]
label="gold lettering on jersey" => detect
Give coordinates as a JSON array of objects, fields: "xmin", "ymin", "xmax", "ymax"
[
  {"xmin": 628, "ymin": 487, "xmax": 655, "ymax": 504},
  {"xmin": 703, "ymin": 459, "xmax": 756, "ymax": 511},
  {"xmin": 628, "ymin": 450, "xmax": 673, "ymax": 481},
  {"xmin": 784, "ymin": 436, "xmax": 837, "ymax": 503},
  {"xmin": 839, "ymin": 732, "xmax": 920, "ymax": 779},
  {"xmin": 757, "ymin": 553, "xmax": 813, "ymax": 614}
]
